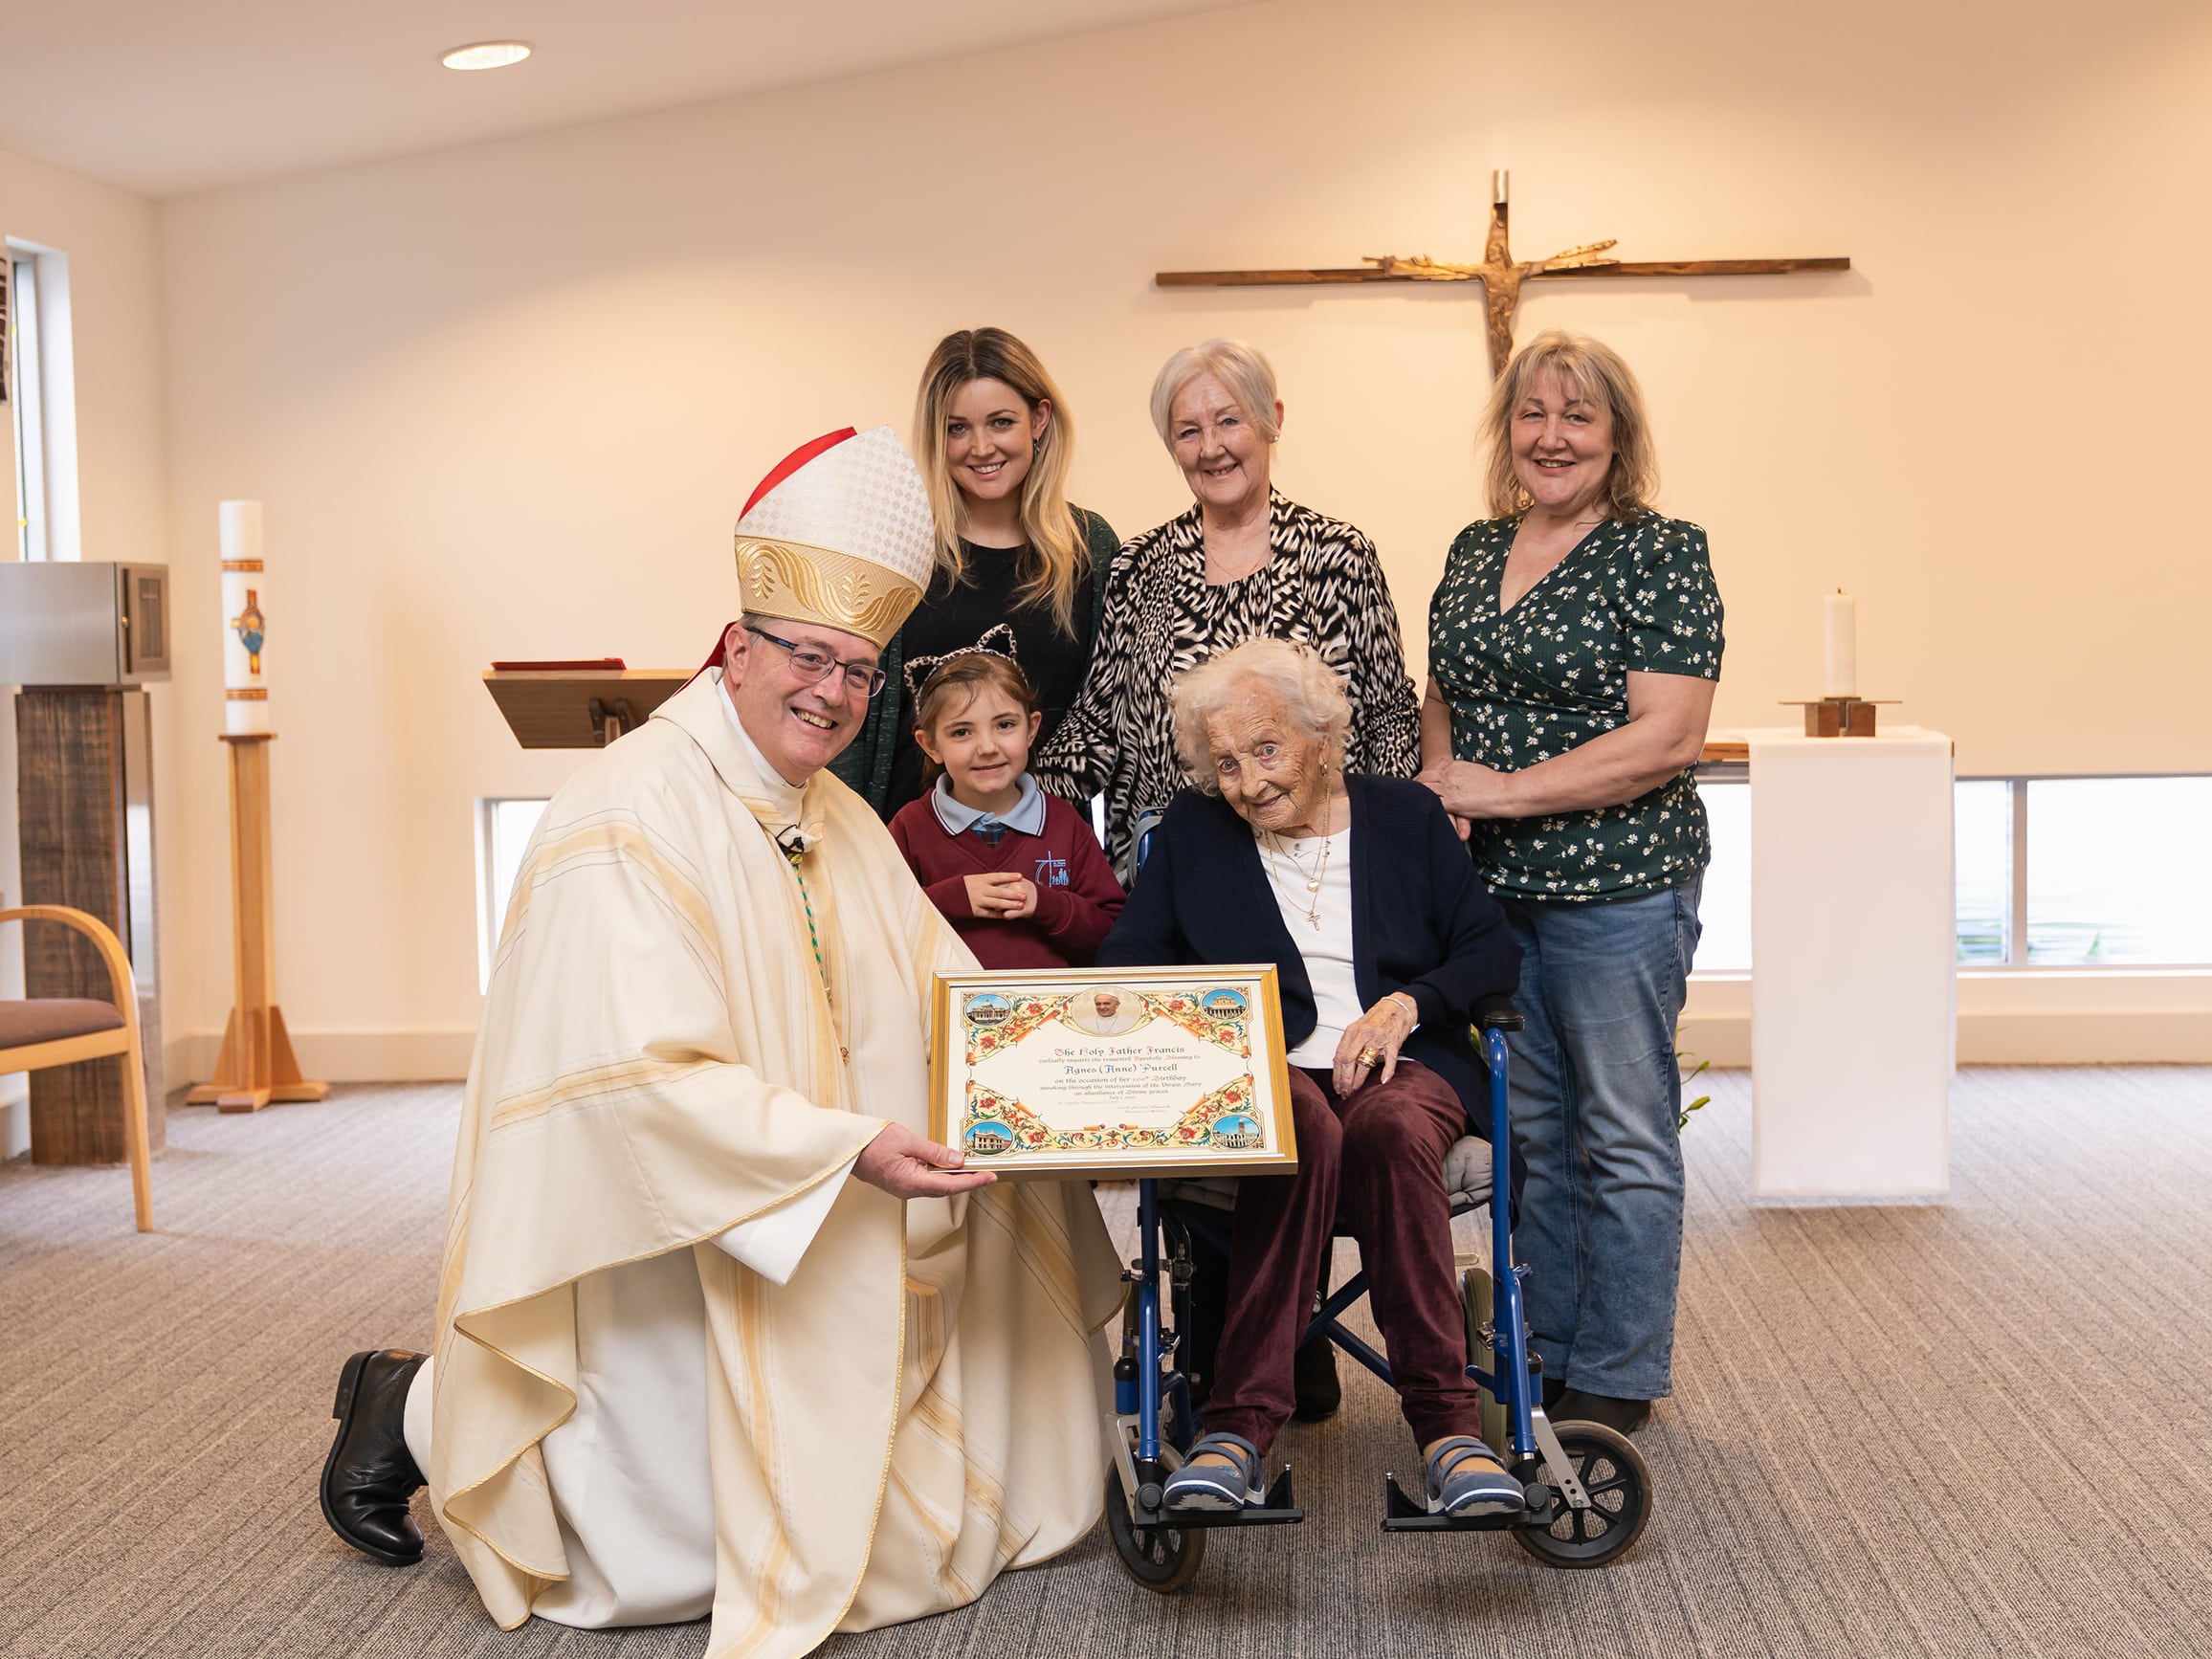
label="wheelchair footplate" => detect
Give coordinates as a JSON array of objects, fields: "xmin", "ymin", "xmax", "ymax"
[
  {"xmin": 1379, "ymin": 1468, "xmax": 1556, "ymax": 1534},
  {"xmin": 1123, "ymin": 1456, "xmax": 1305, "ymax": 1530}
]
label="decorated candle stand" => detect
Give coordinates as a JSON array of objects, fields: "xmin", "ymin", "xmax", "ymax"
[
  {"xmin": 1783, "ymin": 589, "xmax": 1896, "ymax": 737},
  {"xmin": 184, "ymin": 500, "xmax": 330, "ymax": 1113}
]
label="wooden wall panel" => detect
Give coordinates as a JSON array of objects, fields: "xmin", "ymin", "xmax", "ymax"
[{"xmin": 16, "ymin": 688, "xmax": 164, "ymax": 1162}]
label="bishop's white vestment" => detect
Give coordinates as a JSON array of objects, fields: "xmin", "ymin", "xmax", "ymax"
[{"xmin": 416, "ymin": 670, "xmax": 1120, "ymax": 1656}]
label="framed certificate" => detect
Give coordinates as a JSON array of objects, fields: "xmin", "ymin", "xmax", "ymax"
[{"xmin": 928, "ymin": 964, "xmax": 1298, "ymax": 1180}]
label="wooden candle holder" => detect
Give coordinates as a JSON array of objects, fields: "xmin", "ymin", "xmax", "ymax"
[
  {"xmin": 1782, "ymin": 697, "xmax": 1896, "ymax": 738},
  {"xmin": 184, "ymin": 733, "xmax": 328, "ymax": 1113}
]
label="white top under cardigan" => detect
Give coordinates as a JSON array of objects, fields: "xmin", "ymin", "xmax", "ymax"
[{"xmin": 1254, "ymin": 824, "xmax": 1361, "ymax": 1071}]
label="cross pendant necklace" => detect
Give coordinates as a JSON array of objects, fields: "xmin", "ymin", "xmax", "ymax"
[{"xmin": 1264, "ymin": 826, "xmax": 1332, "ymax": 929}]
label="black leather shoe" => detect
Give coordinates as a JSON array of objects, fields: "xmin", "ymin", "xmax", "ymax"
[
  {"xmin": 321, "ymin": 1349, "xmax": 429, "ymax": 1565},
  {"xmin": 1552, "ymin": 1387, "xmax": 1652, "ymax": 1436},
  {"xmin": 1292, "ymin": 1336, "xmax": 1341, "ymax": 1421}
]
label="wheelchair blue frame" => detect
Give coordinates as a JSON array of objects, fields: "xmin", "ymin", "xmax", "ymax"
[
  {"xmin": 1302, "ymin": 1024, "xmax": 1529, "ymax": 1459},
  {"xmin": 1105, "ymin": 831, "xmax": 1651, "ymax": 1577},
  {"xmin": 1112, "ymin": 1011, "xmax": 1542, "ymax": 1536},
  {"xmin": 1471, "ymin": 1022, "xmax": 1538, "ymax": 1463}
]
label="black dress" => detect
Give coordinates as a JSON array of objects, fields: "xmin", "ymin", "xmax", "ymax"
[
  {"xmin": 830, "ymin": 508, "xmax": 1117, "ymax": 819},
  {"xmin": 885, "ymin": 540, "xmax": 1101, "ymax": 816}
]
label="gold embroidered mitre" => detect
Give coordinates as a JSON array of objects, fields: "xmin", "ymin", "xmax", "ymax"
[{"xmin": 732, "ymin": 426, "xmax": 935, "ymax": 649}]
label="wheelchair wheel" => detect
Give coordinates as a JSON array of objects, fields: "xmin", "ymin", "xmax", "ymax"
[
  {"xmin": 1104, "ymin": 1465, "xmax": 1206, "ymax": 1592},
  {"xmin": 1513, "ymin": 1421, "xmax": 1651, "ymax": 1569}
]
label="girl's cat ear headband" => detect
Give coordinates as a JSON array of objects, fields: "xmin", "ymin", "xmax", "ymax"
[{"xmin": 902, "ymin": 623, "xmax": 1024, "ymax": 703}]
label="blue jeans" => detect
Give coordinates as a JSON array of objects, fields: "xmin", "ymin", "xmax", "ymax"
[{"xmin": 1495, "ymin": 877, "xmax": 1701, "ymax": 1401}]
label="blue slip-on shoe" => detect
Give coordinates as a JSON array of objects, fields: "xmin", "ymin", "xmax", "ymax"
[
  {"xmin": 1162, "ymin": 1430, "xmax": 1265, "ymax": 1514},
  {"xmin": 1426, "ymin": 1434, "xmax": 1525, "ymax": 1517}
]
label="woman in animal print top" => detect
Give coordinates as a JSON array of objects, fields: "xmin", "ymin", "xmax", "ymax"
[{"xmin": 1032, "ymin": 338, "xmax": 1421, "ymax": 873}]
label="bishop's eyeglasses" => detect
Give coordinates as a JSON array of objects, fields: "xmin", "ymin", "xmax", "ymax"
[{"xmin": 743, "ymin": 624, "xmax": 890, "ymax": 699}]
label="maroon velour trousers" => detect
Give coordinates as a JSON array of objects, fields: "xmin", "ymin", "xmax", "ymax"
[{"xmin": 1202, "ymin": 1058, "xmax": 1485, "ymax": 1453}]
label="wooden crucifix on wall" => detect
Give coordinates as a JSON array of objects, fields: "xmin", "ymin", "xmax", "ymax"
[{"xmin": 1157, "ymin": 171, "xmax": 1849, "ymax": 375}]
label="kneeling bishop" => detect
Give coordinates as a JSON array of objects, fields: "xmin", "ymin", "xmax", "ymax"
[{"xmin": 320, "ymin": 427, "xmax": 1120, "ymax": 1658}]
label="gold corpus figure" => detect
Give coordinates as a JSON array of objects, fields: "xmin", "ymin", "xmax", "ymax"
[{"xmin": 1367, "ymin": 178, "xmax": 1619, "ymax": 375}]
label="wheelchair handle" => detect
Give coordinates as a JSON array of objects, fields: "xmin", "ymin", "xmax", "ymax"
[{"xmin": 1473, "ymin": 992, "xmax": 1523, "ymax": 1032}]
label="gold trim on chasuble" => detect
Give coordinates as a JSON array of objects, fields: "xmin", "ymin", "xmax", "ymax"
[
  {"xmin": 713, "ymin": 1218, "xmax": 911, "ymax": 1659},
  {"xmin": 973, "ymin": 1185, "xmax": 1086, "ymax": 1336},
  {"xmin": 734, "ymin": 535, "xmax": 920, "ymax": 650},
  {"xmin": 721, "ymin": 1265, "xmax": 800, "ymax": 1658}
]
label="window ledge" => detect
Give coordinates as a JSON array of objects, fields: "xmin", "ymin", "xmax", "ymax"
[
  {"xmin": 1959, "ymin": 966, "xmax": 2212, "ymax": 981},
  {"xmin": 1693, "ymin": 966, "xmax": 2212, "ymax": 983},
  {"xmin": 1681, "ymin": 964, "xmax": 2212, "ymax": 1064}
]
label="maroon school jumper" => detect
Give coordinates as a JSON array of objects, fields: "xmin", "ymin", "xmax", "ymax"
[{"xmin": 888, "ymin": 788, "xmax": 1125, "ymax": 969}]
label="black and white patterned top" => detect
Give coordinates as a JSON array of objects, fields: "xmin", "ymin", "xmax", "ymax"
[
  {"xmin": 1427, "ymin": 512, "xmax": 1724, "ymax": 902},
  {"xmin": 1035, "ymin": 490, "xmax": 1421, "ymax": 869}
]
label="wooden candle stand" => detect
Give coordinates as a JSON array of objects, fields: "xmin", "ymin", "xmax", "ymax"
[
  {"xmin": 1782, "ymin": 697, "xmax": 1897, "ymax": 738},
  {"xmin": 185, "ymin": 732, "xmax": 328, "ymax": 1113}
]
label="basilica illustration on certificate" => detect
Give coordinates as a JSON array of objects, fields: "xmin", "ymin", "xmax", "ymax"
[{"xmin": 927, "ymin": 965, "xmax": 1298, "ymax": 1180}]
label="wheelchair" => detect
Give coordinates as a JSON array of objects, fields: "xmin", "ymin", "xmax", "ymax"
[{"xmin": 1103, "ymin": 995, "xmax": 1653, "ymax": 1589}]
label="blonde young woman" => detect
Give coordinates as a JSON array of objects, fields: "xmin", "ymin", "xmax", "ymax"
[{"xmin": 831, "ymin": 327, "xmax": 1120, "ymax": 818}]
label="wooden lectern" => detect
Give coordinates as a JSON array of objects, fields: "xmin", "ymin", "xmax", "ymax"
[
  {"xmin": 186, "ymin": 732, "xmax": 330, "ymax": 1112},
  {"xmin": 482, "ymin": 660, "xmax": 690, "ymax": 750}
]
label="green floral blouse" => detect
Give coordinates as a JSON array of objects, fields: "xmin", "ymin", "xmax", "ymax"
[{"xmin": 1427, "ymin": 512, "xmax": 1724, "ymax": 902}]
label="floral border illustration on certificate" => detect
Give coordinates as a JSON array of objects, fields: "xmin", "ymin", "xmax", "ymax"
[{"xmin": 958, "ymin": 985, "xmax": 1265, "ymax": 1161}]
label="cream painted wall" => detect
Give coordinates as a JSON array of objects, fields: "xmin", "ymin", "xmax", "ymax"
[
  {"xmin": 154, "ymin": 0, "xmax": 2212, "ymax": 1070},
  {"xmin": 1, "ymin": 144, "xmax": 177, "ymax": 1145},
  {"xmin": 0, "ymin": 153, "xmax": 168, "ymax": 580}
]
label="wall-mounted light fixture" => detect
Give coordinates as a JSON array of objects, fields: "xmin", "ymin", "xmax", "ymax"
[{"xmin": 441, "ymin": 41, "xmax": 533, "ymax": 71}]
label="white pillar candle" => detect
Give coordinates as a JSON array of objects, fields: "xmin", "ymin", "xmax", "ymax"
[
  {"xmin": 220, "ymin": 499, "xmax": 272, "ymax": 736},
  {"xmin": 1822, "ymin": 590, "xmax": 1857, "ymax": 700}
]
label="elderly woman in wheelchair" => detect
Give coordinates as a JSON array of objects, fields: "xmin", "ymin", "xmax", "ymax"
[{"xmin": 1095, "ymin": 637, "xmax": 1526, "ymax": 1518}]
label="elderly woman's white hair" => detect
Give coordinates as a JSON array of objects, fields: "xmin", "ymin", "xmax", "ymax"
[
  {"xmin": 1149, "ymin": 339, "xmax": 1282, "ymax": 449},
  {"xmin": 1170, "ymin": 637, "xmax": 1351, "ymax": 792}
]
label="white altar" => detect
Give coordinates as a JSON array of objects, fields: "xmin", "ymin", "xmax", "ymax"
[{"xmin": 1743, "ymin": 725, "xmax": 1955, "ymax": 1202}]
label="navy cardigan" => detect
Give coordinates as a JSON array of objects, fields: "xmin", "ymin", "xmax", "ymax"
[{"xmin": 1096, "ymin": 776, "xmax": 1522, "ymax": 1129}]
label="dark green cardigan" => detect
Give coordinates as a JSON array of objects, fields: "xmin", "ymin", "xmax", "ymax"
[{"xmin": 830, "ymin": 506, "xmax": 1119, "ymax": 818}]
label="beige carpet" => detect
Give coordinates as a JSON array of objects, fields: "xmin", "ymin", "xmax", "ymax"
[{"xmin": 5, "ymin": 1067, "xmax": 2210, "ymax": 1658}]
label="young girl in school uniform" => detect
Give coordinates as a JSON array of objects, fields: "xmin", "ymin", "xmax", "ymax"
[{"xmin": 888, "ymin": 634, "xmax": 1124, "ymax": 969}]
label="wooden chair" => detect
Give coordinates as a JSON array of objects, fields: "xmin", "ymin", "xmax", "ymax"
[{"xmin": 0, "ymin": 905, "xmax": 153, "ymax": 1230}]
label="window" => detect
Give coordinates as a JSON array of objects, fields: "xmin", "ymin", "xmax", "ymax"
[
  {"xmin": 5, "ymin": 240, "xmax": 77, "ymax": 563},
  {"xmin": 1692, "ymin": 780, "xmax": 1752, "ymax": 971},
  {"xmin": 2024, "ymin": 778, "xmax": 2212, "ymax": 964},
  {"xmin": 1692, "ymin": 773, "xmax": 2212, "ymax": 973},
  {"xmin": 1954, "ymin": 780, "xmax": 2011, "ymax": 963},
  {"xmin": 8, "ymin": 252, "xmax": 44, "ymax": 559},
  {"xmin": 476, "ymin": 799, "xmax": 549, "ymax": 990}
]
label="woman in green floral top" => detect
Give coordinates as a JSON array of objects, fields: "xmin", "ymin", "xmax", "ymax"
[{"xmin": 1420, "ymin": 331, "xmax": 1722, "ymax": 1437}]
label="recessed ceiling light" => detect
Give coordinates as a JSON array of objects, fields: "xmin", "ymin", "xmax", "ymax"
[{"xmin": 441, "ymin": 41, "xmax": 532, "ymax": 71}]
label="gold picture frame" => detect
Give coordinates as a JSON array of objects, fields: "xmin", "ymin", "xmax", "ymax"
[{"xmin": 929, "ymin": 964, "xmax": 1298, "ymax": 1181}]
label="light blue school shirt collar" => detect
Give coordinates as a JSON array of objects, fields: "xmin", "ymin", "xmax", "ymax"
[{"xmin": 930, "ymin": 772, "xmax": 1047, "ymax": 839}]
